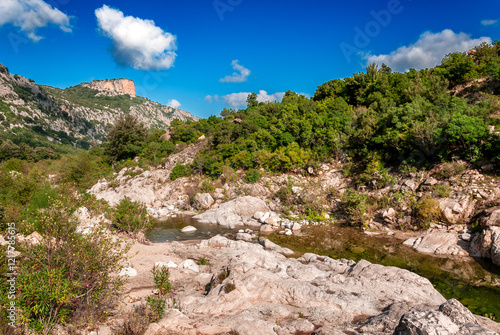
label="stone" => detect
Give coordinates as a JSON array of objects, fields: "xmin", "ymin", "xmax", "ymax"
[
  {"xmin": 155, "ymin": 261, "xmax": 177, "ymax": 269},
  {"xmin": 438, "ymin": 194, "xmax": 475, "ymax": 225},
  {"xmin": 292, "ymin": 186, "xmax": 302, "ymax": 194},
  {"xmin": 307, "ymin": 166, "xmax": 314, "ymax": 174},
  {"xmin": 264, "ymin": 215, "xmax": 281, "ymax": 226},
  {"xmin": 260, "ymin": 224, "xmax": 274, "ymax": 233},
  {"xmin": 118, "ymin": 267, "xmax": 138, "ymax": 277},
  {"xmin": 193, "ymin": 193, "xmax": 214, "ymax": 210},
  {"xmin": 236, "ymin": 232, "xmax": 254, "ymax": 242},
  {"xmin": 403, "ymin": 232, "xmax": 469, "ymax": 256},
  {"xmin": 292, "ymin": 222, "xmax": 302, "ymax": 230},
  {"xmin": 460, "ymin": 233, "xmax": 472, "ymax": 241},
  {"xmin": 285, "ymin": 229, "xmax": 293, "ymax": 236},
  {"xmin": 181, "ymin": 226, "xmax": 197, "ymax": 233},
  {"xmin": 253, "ymin": 211, "xmax": 265, "ymax": 220},
  {"xmin": 25, "ymin": 232, "xmax": 43, "ymax": 245},
  {"xmin": 193, "ymin": 196, "xmax": 269, "ymax": 227},
  {"xmin": 259, "ymin": 212, "xmax": 270, "ymax": 224},
  {"xmin": 259, "ymin": 238, "xmax": 294, "ymax": 255},
  {"xmin": 179, "ymin": 259, "xmax": 200, "ymax": 273},
  {"xmin": 0, "ymin": 236, "xmax": 7, "ymax": 246},
  {"xmin": 471, "ymin": 207, "xmax": 500, "ymax": 265}
]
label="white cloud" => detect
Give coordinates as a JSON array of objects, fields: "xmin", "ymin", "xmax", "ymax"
[
  {"xmin": 364, "ymin": 29, "xmax": 491, "ymax": 72},
  {"xmin": 95, "ymin": 5, "xmax": 177, "ymax": 70},
  {"xmin": 220, "ymin": 60, "xmax": 251, "ymax": 83},
  {"xmin": 205, "ymin": 95, "xmax": 220, "ymax": 103},
  {"xmin": 0, "ymin": 0, "xmax": 72, "ymax": 42},
  {"xmin": 221, "ymin": 90, "xmax": 285, "ymax": 108},
  {"xmin": 167, "ymin": 99, "xmax": 181, "ymax": 109},
  {"xmin": 481, "ymin": 19, "xmax": 498, "ymax": 26}
]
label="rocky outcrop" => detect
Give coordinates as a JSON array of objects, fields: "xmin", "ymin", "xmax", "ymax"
[
  {"xmin": 82, "ymin": 79, "xmax": 136, "ymax": 97},
  {"xmin": 439, "ymin": 194, "xmax": 475, "ymax": 225},
  {"xmin": 393, "ymin": 299, "xmax": 497, "ymax": 334},
  {"xmin": 403, "ymin": 230, "xmax": 470, "ymax": 256},
  {"xmin": 472, "ymin": 206, "xmax": 500, "ymax": 265},
  {"xmin": 105, "ymin": 236, "xmax": 500, "ymax": 335},
  {"xmin": 193, "ymin": 196, "xmax": 269, "ymax": 227}
]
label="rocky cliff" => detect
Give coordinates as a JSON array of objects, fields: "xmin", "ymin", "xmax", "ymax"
[
  {"xmin": 0, "ymin": 63, "xmax": 198, "ymax": 149},
  {"xmin": 82, "ymin": 79, "xmax": 136, "ymax": 97}
]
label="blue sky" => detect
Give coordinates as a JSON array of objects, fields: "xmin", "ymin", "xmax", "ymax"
[{"xmin": 0, "ymin": 0, "xmax": 499, "ymax": 118}]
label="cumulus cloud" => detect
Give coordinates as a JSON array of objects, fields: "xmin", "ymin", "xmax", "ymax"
[
  {"xmin": 167, "ymin": 99, "xmax": 181, "ymax": 109},
  {"xmin": 95, "ymin": 5, "xmax": 177, "ymax": 70},
  {"xmin": 220, "ymin": 60, "xmax": 251, "ymax": 83},
  {"xmin": 0, "ymin": 0, "xmax": 72, "ymax": 42},
  {"xmin": 221, "ymin": 90, "xmax": 285, "ymax": 108},
  {"xmin": 481, "ymin": 19, "xmax": 498, "ymax": 26},
  {"xmin": 364, "ymin": 29, "xmax": 491, "ymax": 72}
]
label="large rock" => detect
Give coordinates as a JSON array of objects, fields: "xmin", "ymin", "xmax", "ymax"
[
  {"xmin": 472, "ymin": 206, "xmax": 500, "ymax": 265},
  {"xmin": 438, "ymin": 194, "xmax": 475, "ymax": 225},
  {"xmin": 393, "ymin": 299, "xmax": 496, "ymax": 335},
  {"xmin": 118, "ymin": 235, "xmax": 499, "ymax": 335},
  {"xmin": 193, "ymin": 196, "xmax": 269, "ymax": 228},
  {"xmin": 403, "ymin": 231, "xmax": 470, "ymax": 256},
  {"xmin": 193, "ymin": 193, "xmax": 215, "ymax": 210}
]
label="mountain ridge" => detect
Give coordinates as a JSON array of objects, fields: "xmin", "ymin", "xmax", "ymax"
[{"xmin": 0, "ymin": 63, "xmax": 198, "ymax": 151}]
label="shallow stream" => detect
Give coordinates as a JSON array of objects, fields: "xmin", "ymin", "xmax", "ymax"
[{"xmin": 147, "ymin": 217, "xmax": 500, "ymax": 320}]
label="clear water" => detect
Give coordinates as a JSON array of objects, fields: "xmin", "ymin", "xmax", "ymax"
[{"xmin": 145, "ymin": 215, "xmax": 255, "ymax": 242}]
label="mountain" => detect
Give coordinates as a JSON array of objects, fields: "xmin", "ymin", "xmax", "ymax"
[{"xmin": 0, "ymin": 63, "xmax": 198, "ymax": 151}]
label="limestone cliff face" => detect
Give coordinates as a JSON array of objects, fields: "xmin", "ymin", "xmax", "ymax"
[{"xmin": 82, "ymin": 79, "xmax": 136, "ymax": 97}]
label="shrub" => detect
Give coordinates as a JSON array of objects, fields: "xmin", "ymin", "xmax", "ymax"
[
  {"xmin": 243, "ymin": 169, "xmax": 261, "ymax": 183},
  {"xmin": 435, "ymin": 161, "xmax": 466, "ymax": 179},
  {"xmin": 13, "ymin": 199, "xmax": 128, "ymax": 333},
  {"xmin": 116, "ymin": 305, "xmax": 150, "ymax": 335},
  {"xmin": 199, "ymin": 179, "xmax": 215, "ymax": 193},
  {"xmin": 275, "ymin": 186, "xmax": 293, "ymax": 206},
  {"xmin": 113, "ymin": 197, "xmax": 153, "ymax": 235},
  {"xmin": 433, "ymin": 184, "xmax": 451, "ymax": 198},
  {"xmin": 342, "ymin": 189, "xmax": 369, "ymax": 226},
  {"xmin": 170, "ymin": 164, "xmax": 192, "ymax": 181},
  {"xmin": 413, "ymin": 195, "xmax": 442, "ymax": 229},
  {"xmin": 105, "ymin": 114, "xmax": 148, "ymax": 162},
  {"xmin": 146, "ymin": 265, "xmax": 174, "ymax": 322}
]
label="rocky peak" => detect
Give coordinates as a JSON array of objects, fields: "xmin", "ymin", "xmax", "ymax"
[{"xmin": 82, "ymin": 79, "xmax": 136, "ymax": 97}]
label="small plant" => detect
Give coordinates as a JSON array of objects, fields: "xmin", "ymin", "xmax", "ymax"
[
  {"xmin": 170, "ymin": 164, "xmax": 192, "ymax": 181},
  {"xmin": 243, "ymin": 169, "xmax": 261, "ymax": 183},
  {"xmin": 199, "ymin": 179, "xmax": 215, "ymax": 193},
  {"xmin": 115, "ymin": 305, "xmax": 151, "ymax": 335},
  {"xmin": 113, "ymin": 197, "xmax": 153, "ymax": 235},
  {"xmin": 146, "ymin": 265, "xmax": 174, "ymax": 322},
  {"xmin": 342, "ymin": 189, "xmax": 369, "ymax": 226},
  {"xmin": 433, "ymin": 184, "xmax": 451, "ymax": 198},
  {"xmin": 197, "ymin": 257, "xmax": 209, "ymax": 265},
  {"xmin": 224, "ymin": 282, "xmax": 236, "ymax": 293},
  {"xmin": 413, "ymin": 195, "xmax": 442, "ymax": 229},
  {"xmin": 435, "ymin": 161, "xmax": 466, "ymax": 179}
]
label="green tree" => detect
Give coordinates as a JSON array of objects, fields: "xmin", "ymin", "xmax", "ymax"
[{"xmin": 104, "ymin": 114, "xmax": 148, "ymax": 162}]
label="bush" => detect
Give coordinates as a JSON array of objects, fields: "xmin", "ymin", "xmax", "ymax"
[
  {"xmin": 11, "ymin": 199, "xmax": 128, "ymax": 333},
  {"xmin": 342, "ymin": 189, "xmax": 369, "ymax": 226},
  {"xmin": 113, "ymin": 197, "xmax": 153, "ymax": 235},
  {"xmin": 146, "ymin": 265, "xmax": 174, "ymax": 322},
  {"xmin": 170, "ymin": 164, "xmax": 191, "ymax": 181},
  {"xmin": 413, "ymin": 195, "xmax": 442, "ymax": 229},
  {"xmin": 105, "ymin": 114, "xmax": 148, "ymax": 162},
  {"xmin": 243, "ymin": 169, "xmax": 261, "ymax": 183},
  {"xmin": 433, "ymin": 184, "xmax": 451, "ymax": 198}
]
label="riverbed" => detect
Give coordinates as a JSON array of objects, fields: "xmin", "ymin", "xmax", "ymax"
[{"xmin": 147, "ymin": 217, "xmax": 500, "ymax": 320}]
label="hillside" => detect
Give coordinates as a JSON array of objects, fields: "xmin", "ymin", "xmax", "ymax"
[{"xmin": 0, "ymin": 63, "xmax": 198, "ymax": 152}]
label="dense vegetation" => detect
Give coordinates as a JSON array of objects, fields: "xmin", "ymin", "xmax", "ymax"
[{"xmin": 161, "ymin": 42, "xmax": 500, "ymax": 178}]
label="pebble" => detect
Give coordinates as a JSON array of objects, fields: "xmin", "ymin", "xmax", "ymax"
[{"xmin": 181, "ymin": 226, "xmax": 197, "ymax": 233}]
